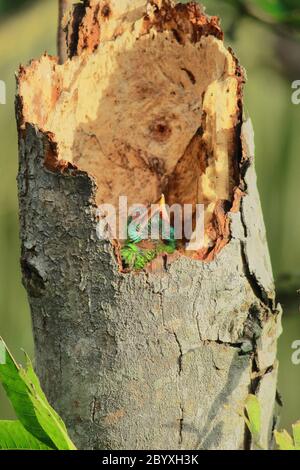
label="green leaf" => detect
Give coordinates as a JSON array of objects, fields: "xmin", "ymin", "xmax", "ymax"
[
  {"xmin": 292, "ymin": 421, "xmax": 300, "ymax": 450},
  {"xmin": 0, "ymin": 338, "xmax": 76, "ymax": 450},
  {"xmin": 22, "ymin": 352, "xmax": 73, "ymax": 447},
  {"xmin": 274, "ymin": 429, "xmax": 295, "ymax": 450},
  {"xmin": 0, "ymin": 421, "xmax": 52, "ymax": 450},
  {"xmin": 244, "ymin": 394, "xmax": 261, "ymax": 445}
]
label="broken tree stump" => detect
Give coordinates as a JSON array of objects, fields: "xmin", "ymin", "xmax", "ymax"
[{"xmin": 17, "ymin": 0, "xmax": 282, "ymax": 450}]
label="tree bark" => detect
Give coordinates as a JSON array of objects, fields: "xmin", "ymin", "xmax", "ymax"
[
  {"xmin": 57, "ymin": 0, "xmax": 71, "ymax": 64},
  {"xmin": 17, "ymin": 0, "xmax": 282, "ymax": 450}
]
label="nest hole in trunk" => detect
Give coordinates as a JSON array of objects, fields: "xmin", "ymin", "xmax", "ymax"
[{"xmin": 17, "ymin": 0, "xmax": 244, "ymax": 269}]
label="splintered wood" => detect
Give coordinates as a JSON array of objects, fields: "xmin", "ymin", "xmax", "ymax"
[{"xmin": 17, "ymin": 0, "xmax": 244, "ymax": 260}]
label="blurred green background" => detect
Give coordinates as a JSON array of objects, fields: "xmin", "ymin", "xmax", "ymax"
[{"xmin": 0, "ymin": 0, "xmax": 299, "ymax": 435}]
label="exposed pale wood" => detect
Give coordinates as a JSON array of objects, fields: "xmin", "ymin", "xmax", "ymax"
[
  {"xmin": 17, "ymin": 0, "xmax": 281, "ymax": 449},
  {"xmin": 19, "ymin": 0, "xmax": 241, "ymax": 256}
]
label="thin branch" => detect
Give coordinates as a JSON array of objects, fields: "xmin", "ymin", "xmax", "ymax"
[{"xmin": 57, "ymin": 0, "xmax": 69, "ymax": 64}]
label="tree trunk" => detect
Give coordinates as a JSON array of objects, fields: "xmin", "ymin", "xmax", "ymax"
[
  {"xmin": 16, "ymin": 0, "xmax": 282, "ymax": 450},
  {"xmin": 57, "ymin": 0, "xmax": 71, "ymax": 64}
]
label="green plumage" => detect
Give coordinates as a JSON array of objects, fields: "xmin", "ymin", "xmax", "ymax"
[
  {"xmin": 121, "ymin": 215, "xmax": 176, "ymax": 270},
  {"xmin": 121, "ymin": 244, "xmax": 157, "ymax": 270}
]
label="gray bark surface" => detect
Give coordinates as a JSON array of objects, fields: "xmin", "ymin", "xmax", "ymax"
[
  {"xmin": 17, "ymin": 0, "xmax": 282, "ymax": 450},
  {"xmin": 17, "ymin": 120, "xmax": 281, "ymax": 450}
]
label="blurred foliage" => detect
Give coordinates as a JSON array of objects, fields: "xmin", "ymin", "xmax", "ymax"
[
  {"xmin": 0, "ymin": 0, "xmax": 299, "ymax": 435},
  {"xmin": 0, "ymin": 0, "xmax": 36, "ymax": 16},
  {"xmin": 226, "ymin": 0, "xmax": 300, "ymax": 29}
]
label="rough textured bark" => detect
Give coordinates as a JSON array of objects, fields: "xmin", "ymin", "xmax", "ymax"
[
  {"xmin": 17, "ymin": 0, "xmax": 282, "ymax": 450},
  {"xmin": 57, "ymin": 0, "xmax": 72, "ymax": 64}
]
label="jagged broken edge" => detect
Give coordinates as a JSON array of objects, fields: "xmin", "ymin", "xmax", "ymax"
[{"xmin": 15, "ymin": 0, "xmax": 247, "ymax": 271}]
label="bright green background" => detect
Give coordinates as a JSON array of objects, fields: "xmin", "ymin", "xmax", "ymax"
[{"xmin": 0, "ymin": 0, "xmax": 299, "ymax": 435}]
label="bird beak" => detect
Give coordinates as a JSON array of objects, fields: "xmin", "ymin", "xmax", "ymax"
[{"xmin": 159, "ymin": 194, "xmax": 170, "ymax": 222}]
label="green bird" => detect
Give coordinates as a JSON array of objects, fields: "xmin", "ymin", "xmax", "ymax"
[{"xmin": 121, "ymin": 195, "xmax": 176, "ymax": 270}]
